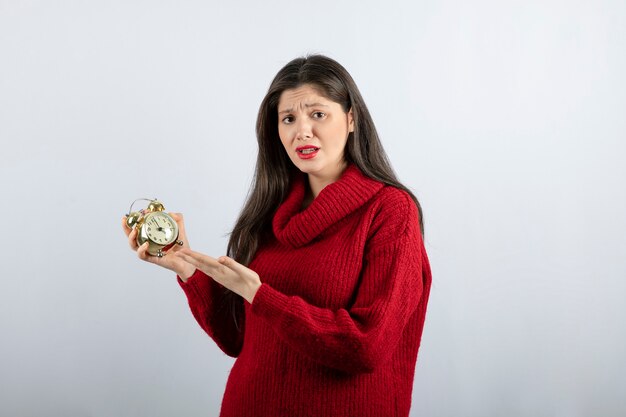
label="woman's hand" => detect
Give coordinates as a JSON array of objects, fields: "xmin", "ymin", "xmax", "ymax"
[
  {"xmin": 174, "ymin": 248, "xmax": 262, "ymax": 304},
  {"xmin": 122, "ymin": 212, "xmax": 196, "ymax": 280}
]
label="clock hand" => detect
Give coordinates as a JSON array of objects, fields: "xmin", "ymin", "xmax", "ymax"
[{"xmin": 150, "ymin": 218, "xmax": 163, "ymax": 232}]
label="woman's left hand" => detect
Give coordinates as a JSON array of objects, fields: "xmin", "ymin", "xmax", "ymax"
[{"xmin": 174, "ymin": 248, "xmax": 262, "ymax": 303}]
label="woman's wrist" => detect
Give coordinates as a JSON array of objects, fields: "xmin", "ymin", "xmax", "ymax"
[
  {"xmin": 177, "ymin": 264, "xmax": 197, "ymax": 282},
  {"xmin": 243, "ymin": 281, "xmax": 262, "ymax": 304}
]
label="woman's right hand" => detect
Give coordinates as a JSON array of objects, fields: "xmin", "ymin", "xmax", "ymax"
[{"xmin": 122, "ymin": 212, "xmax": 197, "ymax": 281}]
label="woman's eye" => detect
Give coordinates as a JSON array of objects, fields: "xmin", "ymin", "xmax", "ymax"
[
  {"xmin": 282, "ymin": 116, "xmax": 294, "ymax": 124},
  {"xmin": 312, "ymin": 112, "xmax": 326, "ymax": 119}
]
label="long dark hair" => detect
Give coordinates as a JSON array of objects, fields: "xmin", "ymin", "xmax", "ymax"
[{"xmin": 223, "ymin": 54, "xmax": 424, "ymax": 329}]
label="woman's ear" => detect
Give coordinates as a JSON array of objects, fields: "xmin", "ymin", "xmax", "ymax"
[{"xmin": 348, "ymin": 108, "xmax": 355, "ymax": 132}]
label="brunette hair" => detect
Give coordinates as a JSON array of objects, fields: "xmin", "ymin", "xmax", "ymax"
[{"xmin": 223, "ymin": 54, "xmax": 424, "ymax": 329}]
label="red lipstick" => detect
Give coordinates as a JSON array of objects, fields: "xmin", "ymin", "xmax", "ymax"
[{"xmin": 296, "ymin": 145, "xmax": 320, "ymax": 159}]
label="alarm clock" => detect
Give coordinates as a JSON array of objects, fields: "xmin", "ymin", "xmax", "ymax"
[{"xmin": 125, "ymin": 198, "xmax": 183, "ymax": 258}]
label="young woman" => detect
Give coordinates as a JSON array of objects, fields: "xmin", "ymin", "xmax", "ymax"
[{"xmin": 123, "ymin": 54, "xmax": 432, "ymax": 417}]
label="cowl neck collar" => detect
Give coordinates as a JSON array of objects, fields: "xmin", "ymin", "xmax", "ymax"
[{"xmin": 272, "ymin": 163, "xmax": 384, "ymax": 248}]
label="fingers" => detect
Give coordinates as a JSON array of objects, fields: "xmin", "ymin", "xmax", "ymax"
[
  {"xmin": 169, "ymin": 212, "xmax": 184, "ymax": 222},
  {"xmin": 122, "ymin": 216, "xmax": 139, "ymax": 252},
  {"xmin": 176, "ymin": 250, "xmax": 240, "ymax": 274},
  {"xmin": 137, "ymin": 241, "xmax": 148, "ymax": 258},
  {"xmin": 122, "ymin": 216, "xmax": 131, "ymax": 235},
  {"xmin": 176, "ymin": 248, "xmax": 223, "ymax": 275},
  {"xmin": 136, "ymin": 241, "xmax": 191, "ymax": 275},
  {"xmin": 217, "ymin": 256, "xmax": 244, "ymax": 272},
  {"xmin": 127, "ymin": 227, "xmax": 139, "ymax": 251},
  {"xmin": 176, "ymin": 247, "xmax": 212, "ymax": 265},
  {"xmin": 169, "ymin": 212, "xmax": 190, "ymax": 247},
  {"xmin": 218, "ymin": 256, "xmax": 260, "ymax": 282},
  {"xmin": 174, "ymin": 250, "xmax": 260, "ymax": 301},
  {"xmin": 137, "ymin": 241, "xmax": 156, "ymax": 263}
]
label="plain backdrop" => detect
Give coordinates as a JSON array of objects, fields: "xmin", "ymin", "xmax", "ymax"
[{"xmin": 1, "ymin": 1, "xmax": 625, "ymax": 416}]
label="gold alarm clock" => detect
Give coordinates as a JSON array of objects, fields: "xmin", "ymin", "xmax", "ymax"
[{"xmin": 125, "ymin": 198, "xmax": 183, "ymax": 257}]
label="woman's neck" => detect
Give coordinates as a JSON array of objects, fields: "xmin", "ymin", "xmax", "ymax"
[{"xmin": 305, "ymin": 161, "xmax": 349, "ymax": 202}]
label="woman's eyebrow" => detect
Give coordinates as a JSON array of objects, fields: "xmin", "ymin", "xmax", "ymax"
[{"xmin": 278, "ymin": 103, "xmax": 329, "ymax": 114}]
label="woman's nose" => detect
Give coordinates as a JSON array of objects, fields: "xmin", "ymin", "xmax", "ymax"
[{"xmin": 295, "ymin": 119, "xmax": 313, "ymax": 140}]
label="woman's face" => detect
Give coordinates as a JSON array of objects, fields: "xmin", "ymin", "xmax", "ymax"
[{"xmin": 277, "ymin": 84, "xmax": 354, "ymax": 179}]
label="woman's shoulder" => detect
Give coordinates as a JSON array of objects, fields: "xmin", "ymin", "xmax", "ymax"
[
  {"xmin": 372, "ymin": 185, "xmax": 415, "ymax": 209},
  {"xmin": 365, "ymin": 185, "xmax": 420, "ymax": 244}
]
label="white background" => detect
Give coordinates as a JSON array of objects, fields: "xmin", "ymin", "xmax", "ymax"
[{"xmin": 1, "ymin": 1, "xmax": 625, "ymax": 416}]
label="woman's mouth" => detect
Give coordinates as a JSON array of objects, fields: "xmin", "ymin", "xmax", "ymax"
[{"xmin": 297, "ymin": 147, "xmax": 320, "ymax": 159}]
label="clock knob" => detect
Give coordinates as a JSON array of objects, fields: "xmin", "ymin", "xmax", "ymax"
[{"xmin": 148, "ymin": 200, "xmax": 165, "ymax": 212}]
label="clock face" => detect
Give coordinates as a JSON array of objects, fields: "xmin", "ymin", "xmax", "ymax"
[{"xmin": 143, "ymin": 212, "xmax": 178, "ymax": 245}]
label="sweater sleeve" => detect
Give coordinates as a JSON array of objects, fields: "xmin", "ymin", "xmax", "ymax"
[
  {"xmin": 250, "ymin": 195, "xmax": 426, "ymax": 374},
  {"xmin": 178, "ymin": 269, "xmax": 245, "ymax": 357}
]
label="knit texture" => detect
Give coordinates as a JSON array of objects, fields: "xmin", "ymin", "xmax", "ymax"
[{"xmin": 178, "ymin": 163, "xmax": 432, "ymax": 417}]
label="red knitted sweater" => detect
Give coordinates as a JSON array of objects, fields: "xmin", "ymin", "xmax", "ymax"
[{"xmin": 178, "ymin": 163, "xmax": 432, "ymax": 417}]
